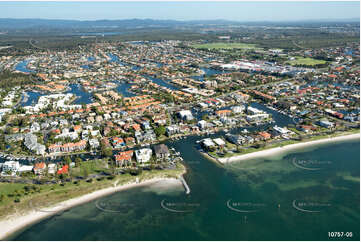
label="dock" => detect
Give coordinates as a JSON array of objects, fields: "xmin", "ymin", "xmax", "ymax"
[{"xmin": 179, "ymin": 176, "xmax": 190, "ymax": 194}]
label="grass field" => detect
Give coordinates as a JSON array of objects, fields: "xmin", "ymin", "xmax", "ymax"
[
  {"xmin": 191, "ymin": 42, "xmax": 259, "ymax": 50},
  {"xmin": 286, "ymin": 56, "xmax": 327, "ymax": 66}
]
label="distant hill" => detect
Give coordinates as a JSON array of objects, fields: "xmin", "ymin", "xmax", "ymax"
[{"xmin": 0, "ymin": 18, "xmax": 358, "ymax": 30}]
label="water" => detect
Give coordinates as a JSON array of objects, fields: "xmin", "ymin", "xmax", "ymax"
[
  {"xmin": 116, "ymin": 82, "xmax": 136, "ymax": 97},
  {"xmin": 107, "ymin": 53, "xmax": 124, "ymax": 66},
  {"xmin": 12, "ymin": 138, "xmax": 360, "ymax": 241},
  {"xmin": 147, "ymin": 76, "xmax": 179, "ymax": 91},
  {"xmin": 21, "ymin": 91, "xmax": 42, "ymax": 107},
  {"xmin": 21, "ymin": 84, "xmax": 93, "ymax": 107},
  {"xmin": 67, "ymin": 84, "xmax": 93, "ymax": 105},
  {"xmin": 15, "ymin": 61, "xmax": 34, "ymax": 73}
]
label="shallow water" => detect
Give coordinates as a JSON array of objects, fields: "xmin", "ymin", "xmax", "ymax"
[{"xmin": 12, "ymin": 138, "xmax": 360, "ymax": 241}]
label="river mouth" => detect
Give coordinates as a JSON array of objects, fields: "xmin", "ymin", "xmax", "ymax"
[{"xmin": 12, "ymin": 138, "xmax": 360, "ymax": 241}]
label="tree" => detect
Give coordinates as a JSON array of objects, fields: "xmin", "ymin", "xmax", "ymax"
[
  {"xmin": 236, "ymin": 146, "xmax": 244, "ymax": 153},
  {"xmin": 102, "ymin": 147, "xmax": 113, "ymax": 158},
  {"xmin": 154, "ymin": 126, "xmax": 166, "ymax": 137},
  {"xmin": 64, "ymin": 156, "xmax": 72, "ymax": 165},
  {"xmin": 75, "ymin": 157, "xmax": 82, "ymax": 167}
]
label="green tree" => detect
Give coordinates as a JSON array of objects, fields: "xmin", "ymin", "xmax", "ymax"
[
  {"xmin": 154, "ymin": 126, "xmax": 166, "ymax": 137},
  {"xmin": 102, "ymin": 147, "xmax": 113, "ymax": 158},
  {"xmin": 75, "ymin": 157, "xmax": 82, "ymax": 167},
  {"xmin": 64, "ymin": 156, "xmax": 72, "ymax": 165}
]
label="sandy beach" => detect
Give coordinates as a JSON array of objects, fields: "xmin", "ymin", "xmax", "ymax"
[
  {"xmin": 0, "ymin": 177, "xmax": 182, "ymax": 240},
  {"xmin": 218, "ymin": 133, "xmax": 360, "ymax": 164}
]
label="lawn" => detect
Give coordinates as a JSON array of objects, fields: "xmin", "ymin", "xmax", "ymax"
[
  {"xmin": 286, "ymin": 56, "xmax": 327, "ymax": 66},
  {"xmin": 191, "ymin": 42, "xmax": 259, "ymax": 50}
]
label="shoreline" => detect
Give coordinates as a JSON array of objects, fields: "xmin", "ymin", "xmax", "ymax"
[
  {"xmin": 218, "ymin": 133, "xmax": 360, "ymax": 163},
  {"xmin": 0, "ymin": 177, "xmax": 182, "ymax": 241}
]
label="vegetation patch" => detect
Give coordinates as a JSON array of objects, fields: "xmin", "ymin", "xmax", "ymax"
[
  {"xmin": 191, "ymin": 42, "xmax": 259, "ymax": 50},
  {"xmin": 286, "ymin": 56, "xmax": 327, "ymax": 66}
]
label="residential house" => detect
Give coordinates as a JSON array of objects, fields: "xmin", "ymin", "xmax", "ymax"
[
  {"xmin": 153, "ymin": 144, "xmax": 170, "ymax": 160},
  {"xmin": 115, "ymin": 150, "xmax": 133, "ymax": 167},
  {"xmin": 213, "ymin": 138, "xmax": 226, "ymax": 148},
  {"xmin": 1, "ymin": 161, "xmax": 20, "ymax": 176},
  {"xmin": 89, "ymin": 138, "xmax": 100, "ymax": 149},
  {"xmin": 135, "ymin": 148, "xmax": 153, "ymax": 163},
  {"xmin": 33, "ymin": 162, "xmax": 47, "ymax": 175}
]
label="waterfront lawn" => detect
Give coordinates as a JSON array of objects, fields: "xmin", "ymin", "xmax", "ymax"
[
  {"xmin": 70, "ymin": 159, "xmax": 109, "ymax": 177},
  {"xmin": 286, "ymin": 56, "xmax": 326, "ymax": 66},
  {"xmin": 191, "ymin": 43, "xmax": 259, "ymax": 50},
  {"xmin": 0, "ymin": 162, "xmax": 186, "ymax": 219}
]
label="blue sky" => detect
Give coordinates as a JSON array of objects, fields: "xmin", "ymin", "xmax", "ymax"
[{"xmin": 0, "ymin": 1, "xmax": 359, "ymax": 21}]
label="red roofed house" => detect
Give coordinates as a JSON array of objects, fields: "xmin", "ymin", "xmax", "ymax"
[
  {"xmin": 258, "ymin": 131, "xmax": 271, "ymax": 140},
  {"xmin": 115, "ymin": 150, "xmax": 133, "ymax": 167},
  {"xmin": 33, "ymin": 162, "xmax": 47, "ymax": 175}
]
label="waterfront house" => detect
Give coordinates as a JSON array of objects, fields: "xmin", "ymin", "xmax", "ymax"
[
  {"xmin": 153, "ymin": 144, "xmax": 170, "ymax": 160},
  {"xmin": 1, "ymin": 161, "xmax": 20, "ymax": 176},
  {"xmin": 115, "ymin": 150, "xmax": 134, "ymax": 167},
  {"xmin": 33, "ymin": 162, "xmax": 47, "ymax": 175},
  {"xmin": 178, "ymin": 110, "xmax": 194, "ymax": 121},
  {"xmin": 225, "ymin": 133, "xmax": 246, "ymax": 145},
  {"xmin": 258, "ymin": 131, "xmax": 271, "ymax": 140},
  {"xmin": 24, "ymin": 133, "xmax": 46, "ymax": 155},
  {"xmin": 317, "ymin": 120, "xmax": 335, "ymax": 128},
  {"xmin": 215, "ymin": 110, "xmax": 232, "ymax": 117},
  {"xmin": 135, "ymin": 148, "xmax": 153, "ymax": 163},
  {"xmin": 166, "ymin": 125, "xmax": 179, "ymax": 136},
  {"xmin": 18, "ymin": 165, "xmax": 34, "ymax": 173},
  {"xmin": 47, "ymin": 163, "xmax": 57, "ymax": 175},
  {"xmin": 213, "ymin": 138, "xmax": 226, "ymax": 148},
  {"xmin": 201, "ymin": 138, "xmax": 216, "ymax": 150},
  {"xmin": 198, "ymin": 120, "xmax": 208, "ymax": 130},
  {"xmin": 246, "ymin": 114, "xmax": 270, "ymax": 123}
]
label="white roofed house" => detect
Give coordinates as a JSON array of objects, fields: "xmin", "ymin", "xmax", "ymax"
[
  {"xmin": 30, "ymin": 122, "xmax": 40, "ymax": 133},
  {"xmin": 47, "ymin": 163, "xmax": 57, "ymax": 175},
  {"xmin": 89, "ymin": 138, "xmax": 100, "ymax": 149},
  {"xmin": 135, "ymin": 148, "xmax": 153, "ymax": 163},
  {"xmin": 178, "ymin": 110, "xmax": 194, "ymax": 121},
  {"xmin": 1, "ymin": 161, "xmax": 20, "ymax": 176},
  {"xmin": 18, "ymin": 165, "xmax": 34, "ymax": 173},
  {"xmin": 197, "ymin": 120, "xmax": 208, "ymax": 130},
  {"xmin": 247, "ymin": 107, "xmax": 263, "ymax": 115},
  {"xmin": 24, "ymin": 133, "xmax": 46, "ymax": 156},
  {"xmin": 213, "ymin": 138, "xmax": 226, "ymax": 148},
  {"xmin": 201, "ymin": 138, "xmax": 216, "ymax": 151}
]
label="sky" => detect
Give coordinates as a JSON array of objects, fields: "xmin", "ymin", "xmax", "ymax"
[{"xmin": 0, "ymin": 1, "xmax": 359, "ymax": 22}]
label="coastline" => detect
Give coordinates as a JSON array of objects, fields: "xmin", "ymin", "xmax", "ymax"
[
  {"xmin": 218, "ymin": 133, "xmax": 360, "ymax": 163},
  {"xmin": 0, "ymin": 177, "xmax": 182, "ymax": 241}
]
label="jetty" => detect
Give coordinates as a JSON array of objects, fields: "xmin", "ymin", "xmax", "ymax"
[{"xmin": 179, "ymin": 176, "xmax": 190, "ymax": 194}]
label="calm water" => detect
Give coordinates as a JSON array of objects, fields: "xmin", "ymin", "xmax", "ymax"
[
  {"xmin": 11, "ymin": 138, "xmax": 360, "ymax": 241},
  {"xmin": 15, "ymin": 60, "xmax": 34, "ymax": 73}
]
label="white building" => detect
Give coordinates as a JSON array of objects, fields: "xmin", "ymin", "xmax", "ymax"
[
  {"xmin": 47, "ymin": 163, "xmax": 57, "ymax": 175},
  {"xmin": 246, "ymin": 113, "xmax": 270, "ymax": 122},
  {"xmin": 247, "ymin": 107, "xmax": 263, "ymax": 115},
  {"xmin": 231, "ymin": 105, "xmax": 246, "ymax": 113},
  {"xmin": 1, "ymin": 161, "xmax": 20, "ymax": 175},
  {"xmin": 18, "ymin": 165, "xmax": 34, "ymax": 173},
  {"xmin": 213, "ymin": 138, "xmax": 226, "ymax": 147},
  {"xmin": 135, "ymin": 148, "xmax": 153, "ymax": 163},
  {"xmin": 178, "ymin": 110, "xmax": 194, "ymax": 121}
]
